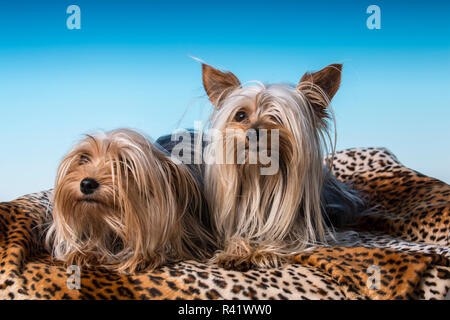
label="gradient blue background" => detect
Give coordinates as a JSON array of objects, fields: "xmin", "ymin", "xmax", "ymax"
[{"xmin": 0, "ymin": 0, "xmax": 449, "ymax": 201}]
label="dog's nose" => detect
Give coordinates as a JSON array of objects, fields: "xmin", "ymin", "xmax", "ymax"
[{"xmin": 80, "ymin": 178, "xmax": 99, "ymax": 195}]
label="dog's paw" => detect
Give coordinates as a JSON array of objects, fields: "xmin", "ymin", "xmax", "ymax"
[
  {"xmin": 216, "ymin": 253, "xmax": 254, "ymax": 272},
  {"xmin": 250, "ymin": 250, "xmax": 286, "ymax": 269}
]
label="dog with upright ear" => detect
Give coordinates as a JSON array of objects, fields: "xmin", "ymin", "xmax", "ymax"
[
  {"xmin": 202, "ymin": 63, "xmax": 342, "ymax": 113},
  {"xmin": 202, "ymin": 64, "xmax": 241, "ymax": 107},
  {"xmin": 198, "ymin": 62, "xmax": 363, "ymax": 271},
  {"xmin": 296, "ymin": 64, "xmax": 342, "ymax": 120}
]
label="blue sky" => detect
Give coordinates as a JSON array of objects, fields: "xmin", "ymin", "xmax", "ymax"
[{"xmin": 0, "ymin": 0, "xmax": 449, "ymax": 201}]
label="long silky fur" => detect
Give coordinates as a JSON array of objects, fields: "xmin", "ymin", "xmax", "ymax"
[
  {"xmin": 201, "ymin": 82, "xmax": 363, "ymax": 268},
  {"xmin": 46, "ymin": 129, "xmax": 215, "ymax": 273}
]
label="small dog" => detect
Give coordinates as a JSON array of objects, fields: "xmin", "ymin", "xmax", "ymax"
[
  {"xmin": 200, "ymin": 63, "xmax": 363, "ymax": 270},
  {"xmin": 46, "ymin": 128, "xmax": 215, "ymax": 273}
]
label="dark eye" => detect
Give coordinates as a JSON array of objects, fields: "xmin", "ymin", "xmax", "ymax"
[
  {"xmin": 79, "ymin": 155, "xmax": 90, "ymax": 165},
  {"xmin": 114, "ymin": 158, "xmax": 132, "ymax": 172},
  {"xmin": 269, "ymin": 115, "xmax": 279, "ymax": 123},
  {"xmin": 234, "ymin": 111, "xmax": 248, "ymax": 122},
  {"xmin": 122, "ymin": 159, "xmax": 132, "ymax": 171}
]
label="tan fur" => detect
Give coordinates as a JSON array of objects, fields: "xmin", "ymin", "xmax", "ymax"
[{"xmin": 46, "ymin": 129, "xmax": 214, "ymax": 273}]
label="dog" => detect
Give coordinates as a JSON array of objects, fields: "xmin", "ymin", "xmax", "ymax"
[
  {"xmin": 197, "ymin": 63, "xmax": 364, "ymax": 270},
  {"xmin": 46, "ymin": 128, "xmax": 215, "ymax": 273}
]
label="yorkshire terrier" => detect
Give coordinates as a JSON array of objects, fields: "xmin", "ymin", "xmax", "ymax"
[
  {"xmin": 46, "ymin": 128, "xmax": 215, "ymax": 273},
  {"xmin": 197, "ymin": 63, "xmax": 364, "ymax": 270}
]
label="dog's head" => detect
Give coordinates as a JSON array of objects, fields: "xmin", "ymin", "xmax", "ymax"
[
  {"xmin": 53, "ymin": 129, "xmax": 159, "ymax": 229},
  {"xmin": 202, "ymin": 63, "xmax": 342, "ymax": 171},
  {"xmin": 48, "ymin": 128, "xmax": 207, "ymax": 273}
]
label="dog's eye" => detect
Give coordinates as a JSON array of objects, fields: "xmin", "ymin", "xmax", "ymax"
[
  {"xmin": 121, "ymin": 160, "xmax": 132, "ymax": 171},
  {"xmin": 114, "ymin": 158, "xmax": 132, "ymax": 172},
  {"xmin": 79, "ymin": 155, "xmax": 90, "ymax": 165},
  {"xmin": 269, "ymin": 115, "xmax": 280, "ymax": 123},
  {"xmin": 234, "ymin": 111, "xmax": 248, "ymax": 122}
]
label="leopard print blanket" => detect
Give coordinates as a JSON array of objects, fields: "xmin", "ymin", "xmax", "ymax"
[{"xmin": 0, "ymin": 148, "xmax": 449, "ymax": 300}]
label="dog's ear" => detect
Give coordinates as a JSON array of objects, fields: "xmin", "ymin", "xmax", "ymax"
[
  {"xmin": 296, "ymin": 64, "xmax": 342, "ymax": 118},
  {"xmin": 202, "ymin": 64, "xmax": 241, "ymax": 107}
]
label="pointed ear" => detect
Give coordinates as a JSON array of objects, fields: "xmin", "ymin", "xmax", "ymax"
[
  {"xmin": 202, "ymin": 64, "xmax": 241, "ymax": 107},
  {"xmin": 296, "ymin": 64, "xmax": 342, "ymax": 118},
  {"xmin": 297, "ymin": 64, "xmax": 342, "ymax": 100}
]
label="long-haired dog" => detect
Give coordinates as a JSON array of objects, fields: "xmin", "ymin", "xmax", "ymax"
[
  {"xmin": 46, "ymin": 128, "xmax": 215, "ymax": 273},
  {"xmin": 199, "ymin": 63, "xmax": 363, "ymax": 270}
]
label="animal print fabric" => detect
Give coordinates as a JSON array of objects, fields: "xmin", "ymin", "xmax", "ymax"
[{"xmin": 0, "ymin": 148, "xmax": 448, "ymax": 299}]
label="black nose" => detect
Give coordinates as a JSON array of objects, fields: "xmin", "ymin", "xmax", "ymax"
[{"xmin": 80, "ymin": 178, "xmax": 99, "ymax": 195}]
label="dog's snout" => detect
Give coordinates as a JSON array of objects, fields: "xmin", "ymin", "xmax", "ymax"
[
  {"xmin": 80, "ymin": 178, "xmax": 99, "ymax": 195},
  {"xmin": 246, "ymin": 127, "xmax": 260, "ymax": 142},
  {"xmin": 254, "ymin": 129, "xmax": 260, "ymax": 141}
]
